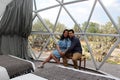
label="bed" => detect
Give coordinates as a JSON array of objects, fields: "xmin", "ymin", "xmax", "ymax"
[
  {"xmin": 10, "ymin": 73, "xmax": 48, "ymax": 80},
  {"xmin": 0, "ymin": 55, "xmax": 35, "ymax": 80}
]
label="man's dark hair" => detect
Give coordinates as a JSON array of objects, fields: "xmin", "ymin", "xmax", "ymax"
[
  {"xmin": 69, "ymin": 29, "xmax": 74, "ymax": 33},
  {"xmin": 60, "ymin": 29, "xmax": 69, "ymax": 40}
]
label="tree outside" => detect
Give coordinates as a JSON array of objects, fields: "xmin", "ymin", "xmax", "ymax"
[{"xmin": 29, "ymin": 16, "xmax": 120, "ymax": 64}]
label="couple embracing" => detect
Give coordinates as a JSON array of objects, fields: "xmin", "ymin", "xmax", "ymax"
[{"xmin": 38, "ymin": 29, "xmax": 82, "ymax": 69}]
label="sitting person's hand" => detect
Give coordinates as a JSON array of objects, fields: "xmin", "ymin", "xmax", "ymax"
[{"xmin": 60, "ymin": 52, "xmax": 65, "ymax": 57}]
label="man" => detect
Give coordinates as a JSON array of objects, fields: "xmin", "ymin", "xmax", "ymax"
[{"xmin": 62, "ymin": 29, "xmax": 82, "ymax": 69}]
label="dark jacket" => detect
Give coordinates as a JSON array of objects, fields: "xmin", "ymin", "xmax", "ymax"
[{"xmin": 66, "ymin": 36, "xmax": 82, "ymax": 54}]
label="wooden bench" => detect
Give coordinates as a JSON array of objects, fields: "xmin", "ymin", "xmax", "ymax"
[
  {"xmin": 79, "ymin": 55, "xmax": 86, "ymax": 69},
  {"xmin": 68, "ymin": 55, "xmax": 86, "ymax": 70}
]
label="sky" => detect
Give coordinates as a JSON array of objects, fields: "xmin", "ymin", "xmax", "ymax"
[{"xmin": 34, "ymin": 0, "xmax": 120, "ymax": 29}]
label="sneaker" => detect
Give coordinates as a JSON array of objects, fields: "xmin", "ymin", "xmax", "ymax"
[
  {"xmin": 38, "ymin": 65, "xmax": 44, "ymax": 68},
  {"xmin": 74, "ymin": 65, "xmax": 79, "ymax": 69}
]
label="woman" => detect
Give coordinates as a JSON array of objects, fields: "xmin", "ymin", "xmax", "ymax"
[{"xmin": 38, "ymin": 29, "xmax": 71, "ymax": 68}]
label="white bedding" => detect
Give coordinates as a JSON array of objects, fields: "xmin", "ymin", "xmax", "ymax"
[
  {"xmin": 0, "ymin": 66, "xmax": 9, "ymax": 80},
  {"xmin": 10, "ymin": 73, "xmax": 48, "ymax": 80}
]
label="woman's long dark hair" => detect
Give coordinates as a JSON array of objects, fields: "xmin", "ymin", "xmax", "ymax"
[{"xmin": 60, "ymin": 29, "xmax": 69, "ymax": 40}]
